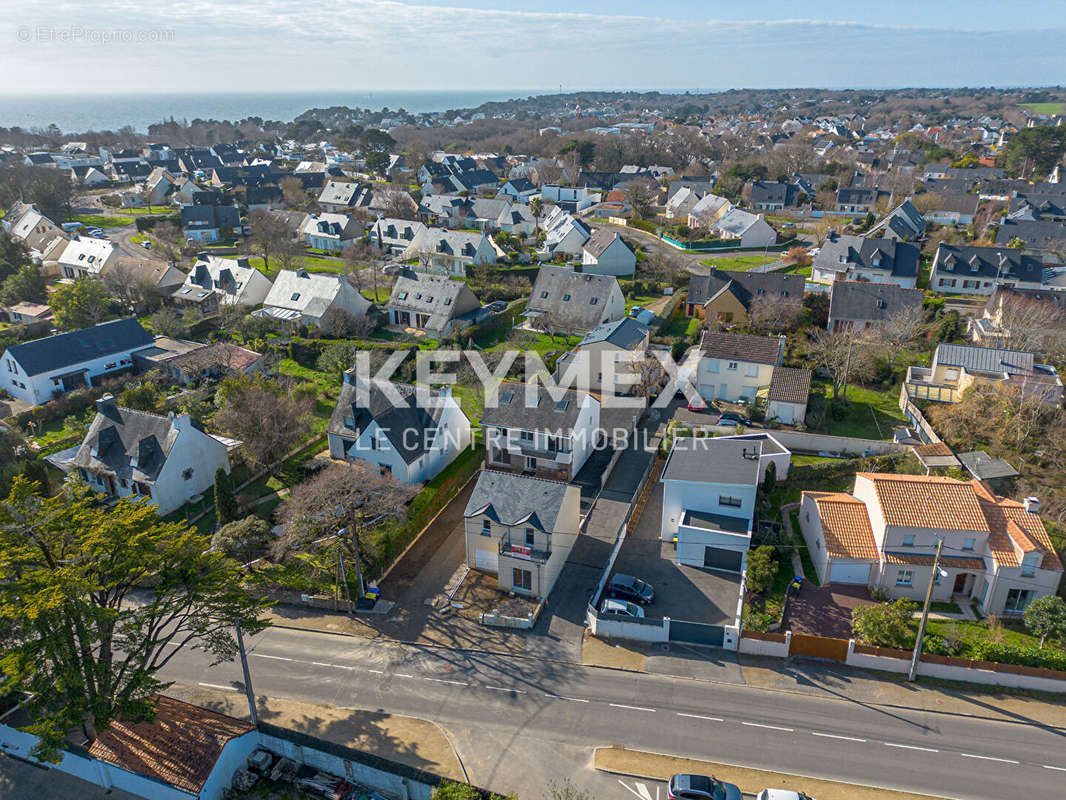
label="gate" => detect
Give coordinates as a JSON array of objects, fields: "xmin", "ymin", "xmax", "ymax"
[
  {"xmin": 789, "ymin": 633, "xmax": 849, "ymax": 661},
  {"xmin": 669, "ymin": 620, "xmax": 725, "ymax": 647}
]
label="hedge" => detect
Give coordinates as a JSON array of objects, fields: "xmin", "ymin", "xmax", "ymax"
[{"xmin": 134, "ymin": 214, "xmax": 182, "ymax": 232}]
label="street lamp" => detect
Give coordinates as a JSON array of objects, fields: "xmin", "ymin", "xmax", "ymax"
[{"xmin": 909, "ymin": 537, "xmax": 948, "ymax": 682}]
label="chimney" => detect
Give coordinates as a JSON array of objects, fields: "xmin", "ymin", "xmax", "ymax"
[
  {"xmin": 96, "ymin": 394, "xmax": 118, "ymax": 414},
  {"xmin": 1024, "ymin": 496, "xmax": 1040, "ymax": 514}
]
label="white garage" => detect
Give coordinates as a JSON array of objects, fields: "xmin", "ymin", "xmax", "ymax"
[
  {"xmin": 828, "ymin": 560, "xmax": 872, "ymax": 585},
  {"xmin": 474, "ymin": 548, "xmax": 498, "ymax": 572}
]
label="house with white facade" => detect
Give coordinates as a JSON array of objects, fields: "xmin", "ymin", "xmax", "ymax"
[
  {"xmin": 553, "ymin": 317, "xmax": 653, "ymax": 395},
  {"xmin": 660, "ymin": 434, "xmax": 790, "ymax": 570},
  {"xmin": 539, "ymin": 184, "xmax": 598, "ymax": 212},
  {"xmin": 524, "ymin": 266, "xmax": 625, "ymax": 335},
  {"xmin": 464, "ymin": 469, "xmax": 581, "ymax": 599},
  {"xmin": 812, "ymin": 233, "xmax": 920, "ymax": 287},
  {"xmin": 929, "ymin": 243, "xmax": 1047, "ymax": 296},
  {"xmin": 696, "ymin": 331, "xmax": 784, "ymax": 403},
  {"xmin": 53, "ymin": 396, "xmax": 231, "ymax": 516},
  {"xmin": 402, "ymin": 228, "xmax": 497, "ymax": 277},
  {"xmin": 257, "ymin": 269, "xmax": 371, "ymax": 327},
  {"xmin": 706, "ymin": 209, "xmax": 777, "ymax": 248},
  {"xmin": 57, "ymin": 235, "xmax": 117, "ymax": 279},
  {"xmin": 370, "ymin": 217, "xmax": 427, "ymax": 254},
  {"xmin": 327, "ymin": 375, "xmax": 470, "ymax": 485},
  {"xmin": 539, "ymin": 208, "xmax": 591, "ymax": 258},
  {"xmin": 482, "ymin": 382, "xmax": 600, "ymax": 482},
  {"xmin": 181, "ymin": 255, "xmax": 273, "ymax": 307},
  {"xmin": 317, "ymin": 180, "xmax": 372, "ymax": 213},
  {"xmin": 0, "ymin": 318, "xmax": 154, "ymax": 405},
  {"xmin": 581, "ymin": 230, "xmax": 636, "ymax": 276},
  {"xmin": 799, "ymin": 473, "xmax": 1063, "ymax": 617},
  {"xmin": 298, "ymin": 213, "xmax": 364, "ymax": 252},
  {"xmin": 386, "ymin": 270, "xmax": 482, "ymax": 339}
]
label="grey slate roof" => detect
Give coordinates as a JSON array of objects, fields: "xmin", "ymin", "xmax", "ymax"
[
  {"xmin": 71, "ymin": 400, "xmax": 183, "ymax": 482},
  {"xmin": 933, "ymin": 343, "xmax": 1034, "ymax": 375},
  {"xmin": 687, "ymin": 269, "xmax": 803, "ymax": 309},
  {"xmin": 994, "ymin": 219, "xmax": 1066, "ymax": 248},
  {"xmin": 328, "ymin": 377, "xmax": 448, "ymax": 465},
  {"xmin": 661, "ymin": 436, "xmax": 761, "ymax": 486},
  {"xmin": 578, "ymin": 317, "xmax": 649, "ymax": 350},
  {"xmin": 933, "ymin": 244, "xmax": 1044, "ymax": 283},
  {"xmin": 388, "ymin": 270, "xmax": 481, "ymax": 327},
  {"xmin": 829, "ymin": 281, "xmax": 924, "ymax": 323},
  {"xmin": 5, "ymin": 318, "xmax": 153, "ymax": 377},
  {"xmin": 869, "ymin": 199, "xmax": 926, "ymax": 240},
  {"xmin": 583, "ymin": 230, "xmax": 632, "ymax": 258},
  {"xmin": 813, "ymin": 233, "xmax": 919, "ymax": 280},
  {"xmin": 526, "ymin": 266, "xmax": 619, "ymax": 331},
  {"xmin": 464, "ymin": 469, "xmax": 570, "ymax": 532},
  {"xmin": 747, "ymin": 180, "xmax": 795, "ymax": 206},
  {"xmin": 181, "ymin": 204, "xmax": 240, "ymax": 231},
  {"xmin": 480, "ymin": 382, "xmax": 590, "ymax": 434}
]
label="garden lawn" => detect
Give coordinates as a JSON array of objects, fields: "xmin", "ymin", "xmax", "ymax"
[
  {"xmin": 917, "ymin": 618, "xmax": 1057, "ymax": 655},
  {"xmin": 71, "ymin": 213, "xmax": 133, "ymax": 227},
  {"xmin": 700, "ymin": 254, "xmax": 778, "ymax": 271},
  {"xmin": 1021, "ymin": 101, "xmax": 1066, "ymax": 115},
  {"xmin": 809, "ymin": 381, "xmax": 908, "ymax": 440},
  {"xmin": 664, "ymin": 314, "xmax": 701, "ymax": 338},
  {"xmin": 245, "ymin": 254, "xmax": 345, "ymax": 275}
]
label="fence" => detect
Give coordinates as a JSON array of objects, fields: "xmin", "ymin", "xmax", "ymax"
[
  {"xmin": 759, "ymin": 430, "xmax": 908, "ymax": 457},
  {"xmin": 587, "ymin": 606, "xmax": 671, "ymax": 643},
  {"xmin": 898, "ymin": 384, "xmax": 941, "ymax": 444},
  {"xmin": 480, "ymin": 601, "xmax": 544, "ymax": 630},
  {"xmin": 739, "ymin": 630, "xmax": 791, "ymax": 657}
]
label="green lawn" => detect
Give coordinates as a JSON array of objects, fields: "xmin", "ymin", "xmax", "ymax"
[
  {"xmin": 1021, "ymin": 101, "xmax": 1066, "ymax": 115},
  {"xmin": 700, "ymin": 254, "xmax": 778, "ymax": 271},
  {"xmin": 125, "ymin": 205, "xmax": 174, "ymax": 215},
  {"xmin": 359, "ymin": 287, "xmax": 390, "ymax": 303},
  {"xmin": 664, "ymin": 314, "xmax": 701, "ymax": 339},
  {"xmin": 30, "ymin": 411, "xmax": 93, "ymax": 449},
  {"xmin": 245, "ymin": 254, "xmax": 346, "ymax": 275},
  {"xmin": 71, "ymin": 213, "xmax": 133, "ymax": 227},
  {"xmin": 790, "ymin": 454, "xmax": 843, "ymax": 466},
  {"xmin": 807, "ymin": 381, "xmax": 908, "ymax": 440},
  {"xmin": 918, "ymin": 618, "xmax": 1054, "ymax": 655}
]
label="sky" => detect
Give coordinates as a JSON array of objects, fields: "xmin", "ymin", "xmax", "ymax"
[{"xmin": 3, "ymin": 0, "xmax": 1065, "ymax": 94}]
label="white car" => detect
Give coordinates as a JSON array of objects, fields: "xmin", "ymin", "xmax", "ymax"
[
  {"xmin": 600, "ymin": 598, "xmax": 644, "ymax": 618},
  {"xmin": 756, "ymin": 790, "xmax": 815, "ymax": 800}
]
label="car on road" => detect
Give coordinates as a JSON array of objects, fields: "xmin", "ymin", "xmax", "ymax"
[
  {"xmin": 668, "ymin": 774, "xmax": 741, "ymax": 800},
  {"xmin": 756, "ymin": 791, "xmax": 815, "ymax": 800},
  {"xmin": 606, "ymin": 574, "xmax": 655, "ymax": 604},
  {"xmin": 687, "ymin": 396, "xmax": 708, "ymax": 412},
  {"xmin": 87, "ymin": 228, "xmax": 106, "ymax": 238},
  {"xmin": 717, "ymin": 412, "xmax": 752, "ymax": 427},
  {"xmin": 140, "ymin": 240, "xmax": 152, "ymax": 249},
  {"xmin": 485, "ymin": 300, "xmax": 507, "ymax": 313},
  {"xmin": 381, "ymin": 263, "xmax": 404, "ymax": 275},
  {"xmin": 61, "ymin": 222, "xmax": 83, "ymax": 233},
  {"xmin": 600, "ymin": 598, "xmax": 644, "ymax": 618}
]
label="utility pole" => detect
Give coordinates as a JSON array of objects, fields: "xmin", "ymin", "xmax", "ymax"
[
  {"xmin": 909, "ymin": 537, "xmax": 945, "ymax": 682},
  {"xmin": 235, "ymin": 619, "xmax": 258, "ymax": 725}
]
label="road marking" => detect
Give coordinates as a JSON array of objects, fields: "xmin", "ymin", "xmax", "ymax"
[
  {"xmin": 742, "ymin": 722, "xmax": 793, "ymax": 732},
  {"xmin": 1042, "ymin": 765, "xmax": 1066, "ymax": 771},
  {"xmin": 394, "ymin": 673, "xmax": 416, "ymax": 678},
  {"xmin": 311, "ymin": 661, "xmax": 333, "ymax": 667},
  {"xmin": 367, "ymin": 668, "xmax": 384, "ymax": 674},
  {"xmin": 961, "ymin": 753, "xmax": 1019, "ymax": 764},
  {"xmin": 610, "ymin": 703, "xmax": 655, "ymax": 712},
  {"xmin": 251, "ymin": 654, "xmax": 294, "ymax": 661},
  {"xmin": 884, "ymin": 742, "xmax": 938, "ymax": 752},
  {"xmin": 544, "ymin": 693, "xmax": 589, "ymax": 703},
  {"xmin": 198, "ymin": 682, "xmax": 238, "ymax": 692},
  {"xmin": 811, "ymin": 732, "xmax": 867, "ymax": 743},
  {"xmin": 424, "ymin": 677, "xmax": 469, "ymax": 686},
  {"xmin": 485, "ymin": 686, "xmax": 527, "ymax": 694},
  {"xmin": 676, "ymin": 712, "xmax": 723, "ymax": 722},
  {"xmin": 618, "ymin": 779, "xmax": 654, "ymax": 800}
]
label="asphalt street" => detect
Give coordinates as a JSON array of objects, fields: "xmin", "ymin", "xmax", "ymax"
[{"xmin": 159, "ymin": 625, "xmax": 1066, "ymax": 799}]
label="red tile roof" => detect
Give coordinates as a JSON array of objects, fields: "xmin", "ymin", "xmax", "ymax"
[
  {"xmin": 88, "ymin": 696, "xmax": 254, "ymax": 794},
  {"xmin": 768, "ymin": 366, "xmax": 812, "ymax": 405},
  {"xmin": 857, "ymin": 473, "xmax": 990, "ymax": 532},
  {"xmin": 806, "ymin": 491, "xmax": 879, "ymax": 561}
]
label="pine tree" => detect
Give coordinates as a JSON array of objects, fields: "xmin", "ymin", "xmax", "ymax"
[{"xmin": 214, "ymin": 467, "xmax": 239, "ymax": 525}]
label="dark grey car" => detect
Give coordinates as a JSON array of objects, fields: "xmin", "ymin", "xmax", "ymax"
[{"xmin": 606, "ymin": 573, "xmax": 655, "ymax": 604}]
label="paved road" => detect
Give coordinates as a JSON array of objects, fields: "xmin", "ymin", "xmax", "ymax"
[{"xmin": 159, "ymin": 626, "xmax": 1066, "ymax": 799}]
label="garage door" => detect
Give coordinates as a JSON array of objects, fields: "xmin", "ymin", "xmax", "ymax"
[
  {"xmin": 829, "ymin": 561, "xmax": 870, "ymax": 584},
  {"xmin": 670, "ymin": 620, "xmax": 725, "ymax": 647},
  {"xmin": 474, "ymin": 548, "xmax": 498, "ymax": 572},
  {"xmin": 704, "ymin": 547, "xmax": 743, "ymax": 572}
]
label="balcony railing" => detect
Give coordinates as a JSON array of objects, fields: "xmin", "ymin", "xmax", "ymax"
[
  {"xmin": 904, "ymin": 366, "xmax": 959, "ymax": 403},
  {"xmin": 498, "ymin": 537, "xmax": 551, "ymax": 563}
]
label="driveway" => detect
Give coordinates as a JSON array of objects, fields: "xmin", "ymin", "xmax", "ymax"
[
  {"xmin": 0, "ymin": 756, "xmax": 141, "ymax": 800},
  {"xmin": 783, "ymin": 583, "xmax": 876, "ymax": 638}
]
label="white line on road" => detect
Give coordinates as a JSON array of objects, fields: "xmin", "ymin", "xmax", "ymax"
[
  {"xmin": 1043, "ymin": 765, "xmax": 1066, "ymax": 771},
  {"xmin": 742, "ymin": 722, "xmax": 793, "ymax": 732},
  {"xmin": 485, "ymin": 686, "xmax": 527, "ymax": 694},
  {"xmin": 394, "ymin": 673, "xmax": 416, "ymax": 678},
  {"xmin": 198, "ymin": 682, "xmax": 238, "ymax": 692},
  {"xmin": 811, "ymin": 732, "xmax": 867, "ymax": 743},
  {"xmin": 676, "ymin": 713, "xmax": 724, "ymax": 722},
  {"xmin": 251, "ymin": 654, "xmax": 294, "ymax": 661},
  {"xmin": 424, "ymin": 678, "xmax": 469, "ymax": 686},
  {"xmin": 884, "ymin": 742, "xmax": 938, "ymax": 752},
  {"xmin": 610, "ymin": 703, "xmax": 656, "ymax": 712},
  {"xmin": 367, "ymin": 669, "xmax": 384, "ymax": 674},
  {"xmin": 960, "ymin": 754, "xmax": 1019, "ymax": 764},
  {"xmin": 311, "ymin": 662, "xmax": 332, "ymax": 667},
  {"xmin": 544, "ymin": 694, "xmax": 590, "ymax": 703}
]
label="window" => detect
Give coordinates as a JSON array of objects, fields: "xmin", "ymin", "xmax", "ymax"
[
  {"xmin": 481, "ymin": 519, "xmax": 491, "ymax": 536},
  {"xmin": 525, "ymin": 527, "xmax": 535, "ymax": 546},
  {"xmin": 1021, "ymin": 563, "xmax": 1036, "ymax": 578},
  {"xmin": 290, "ymin": 292, "xmax": 300, "ymax": 301},
  {"xmin": 745, "ymin": 364, "xmax": 758, "ymax": 377},
  {"xmin": 902, "ymin": 534, "xmax": 915, "ymax": 547},
  {"xmin": 727, "ymin": 361, "xmax": 738, "ymax": 371},
  {"xmin": 520, "ymin": 430, "xmax": 534, "ymax": 441},
  {"xmin": 525, "ymin": 456, "xmax": 537, "ymax": 470},
  {"xmin": 589, "ymin": 297, "xmax": 598, "ymax": 305},
  {"xmin": 962, "ymin": 537, "xmax": 975, "ymax": 551},
  {"xmin": 562, "ymin": 293, "xmax": 571, "ymax": 301},
  {"xmin": 512, "ymin": 568, "xmax": 532, "ymax": 592},
  {"xmin": 540, "ymin": 291, "xmax": 549, "ymax": 298},
  {"xmin": 896, "ymin": 570, "xmax": 913, "ymax": 586},
  {"xmin": 1005, "ymin": 588, "xmax": 1034, "ymax": 613},
  {"xmin": 369, "ymin": 436, "xmax": 378, "ymax": 450},
  {"xmin": 105, "ymin": 362, "xmax": 117, "ymax": 369},
  {"xmin": 182, "ymin": 468, "xmax": 194, "ymax": 480},
  {"xmin": 719, "ymin": 495, "xmax": 742, "ymax": 508}
]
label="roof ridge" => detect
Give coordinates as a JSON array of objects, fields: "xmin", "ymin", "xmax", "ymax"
[{"xmin": 480, "ymin": 467, "xmax": 570, "ymax": 487}]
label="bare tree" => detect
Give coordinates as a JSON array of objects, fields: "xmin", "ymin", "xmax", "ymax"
[
  {"xmin": 911, "ymin": 192, "xmax": 942, "ymax": 215},
  {"xmin": 626, "ymin": 176, "xmax": 659, "ymax": 220},
  {"xmin": 988, "ymin": 290, "xmax": 1066, "ymax": 356},
  {"xmin": 248, "ymin": 209, "xmax": 291, "ymax": 276},
  {"xmin": 343, "ymin": 239, "xmax": 384, "ymax": 302},
  {"xmin": 380, "ymin": 185, "xmax": 416, "ymax": 220},
  {"xmin": 747, "ymin": 295, "xmax": 804, "ymax": 334},
  {"xmin": 875, "ymin": 306, "xmax": 927, "ymax": 363},
  {"xmin": 807, "ymin": 328, "xmax": 877, "ymax": 401},
  {"xmin": 214, "ymin": 375, "xmax": 315, "ymax": 474},
  {"xmin": 278, "ymin": 462, "xmax": 417, "ymax": 604},
  {"xmin": 280, "ymin": 176, "xmax": 311, "ymax": 211},
  {"xmin": 150, "ymin": 220, "xmax": 183, "ymax": 261}
]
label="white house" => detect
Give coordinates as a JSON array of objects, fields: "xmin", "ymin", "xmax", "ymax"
[
  {"xmin": 56, "ymin": 396, "xmax": 232, "ymax": 516},
  {"xmin": 257, "ymin": 268, "xmax": 371, "ymax": 327},
  {"xmin": 327, "ymin": 375, "xmax": 471, "ymax": 485},
  {"xmin": 708, "ymin": 208, "xmax": 777, "ymax": 248},
  {"xmin": 370, "ymin": 217, "xmax": 427, "ymax": 254},
  {"xmin": 660, "ymin": 435, "xmax": 790, "ymax": 570},
  {"xmin": 696, "ymin": 331, "xmax": 784, "ymax": 403},
  {"xmin": 464, "ymin": 469, "xmax": 581, "ymax": 599},
  {"xmin": 540, "ymin": 184, "xmax": 599, "ymax": 212},
  {"xmin": 0, "ymin": 318, "xmax": 154, "ymax": 405},
  {"xmin": 403, "ymin": 228, "xmax": 497, "ymax": 277},
  {"xmin": 525, "ymin": 266, "xmax": 626, "ymax": 335},
  {"xmin": 540, "ymin": 207, "xmax": 591, "ymax": 258},
  {"xmin": 182, "ymin": 255, "xmax": 273, "ymax": 307},
  {"xmin": 581, "ymin": 230, "xmax": 636, "ymax": 276},
  {"xmin": 57, "ymin": 235, "xmax": 117, "ymax": 279},
  {"xmin": 298, "ymin": 212, "xmax": 364, "ymax": 252},
  {"xmin": 553, "ymin": 317, "xmax": 653, "ymax": 394}
]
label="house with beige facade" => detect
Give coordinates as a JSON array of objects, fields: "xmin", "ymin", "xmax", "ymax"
[
  {"xmin": 696, "ymin": 332, "xmax": 784, "ymax": 403},
  {"xmin": 904, "ymin": 343, "xmax": 1062, "ymax": 406},
  {"xmin": 799, "ymin": 473, "xmax": 1062, "ymax": 617},
  {"xmin": 464, "ymin": 470, "xmax": 581, "ymax": 599}
]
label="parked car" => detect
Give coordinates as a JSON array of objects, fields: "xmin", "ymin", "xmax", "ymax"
[
  {"xmin": 756, "ymin": 791, "xmax": 815, "ymax": 800},
  {"xmin": 61, "ymin": 222, "xmax": 83, "ymax": 233},
  {"xmin": 668, "ymin": 774, "xmax": 741, "ymax": 800},
  {"xmin": 717, "ymin": 412, "xmax": 752, "ymax": 427},
  {"xmin": 87, "ymin": 228, "xmax": 105, "ymax": 238},
  {"xmin": 606, "ymin": 574, "xmax": 655, "ymax": 604},
  {"xmin": 687, "ymin": 396, "xmax": 708, "ymax": 413},
  {"xmin": 381, "ymin": 262, "xmax": 404, "ymax": 275},
  {"xmin": 140, "ymin": 240, "xmax": 152, "ymax": 249},
  {"xmin": 600, "ymin": 598, "xmax": 644, "ymax": 618},
  {"xmin": 629, "ymin": 305, "xmax": 644, "ymax": 318},
  {"xmin": 485, "ymin": 300, "xmax": 507, "ymax": 313}
]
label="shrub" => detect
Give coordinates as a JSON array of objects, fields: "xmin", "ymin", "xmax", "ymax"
[
  {"xmin": 211, "ymin": 516, "xmax": 273, "ymax": 564},
  {"xmin": 852, "ymin": 599, "xmax": 916, "ymax": 648},
  {"xmin": 745, "ymin": 545, "xmax": 777, "ymax": 595}
]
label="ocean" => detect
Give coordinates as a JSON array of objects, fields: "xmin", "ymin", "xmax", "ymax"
[{"xmin": 0, "ymin": 90, "xmax": 546, "ymax": 134}]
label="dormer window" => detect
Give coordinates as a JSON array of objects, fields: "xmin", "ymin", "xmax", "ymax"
[
  {"xmin": 563, "ymin": 294, "xmax": 571, "ymax": 301},
  {"xmin": 291, "ymin": 292, "xmax": 300, "ymax": 301},
  {"xmin": 590, "ymin": 297, "xmax": 598, "ymax": 305}
]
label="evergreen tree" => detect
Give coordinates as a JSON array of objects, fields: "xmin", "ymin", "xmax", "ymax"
[{"xmin": 214, "ymin": 466, "xmax": 239, "ymax": 525}]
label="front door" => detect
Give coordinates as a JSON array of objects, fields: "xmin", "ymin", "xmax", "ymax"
[{"xmin": 953, "ymin": 573, "xmax": 967, "ymax": 593}]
